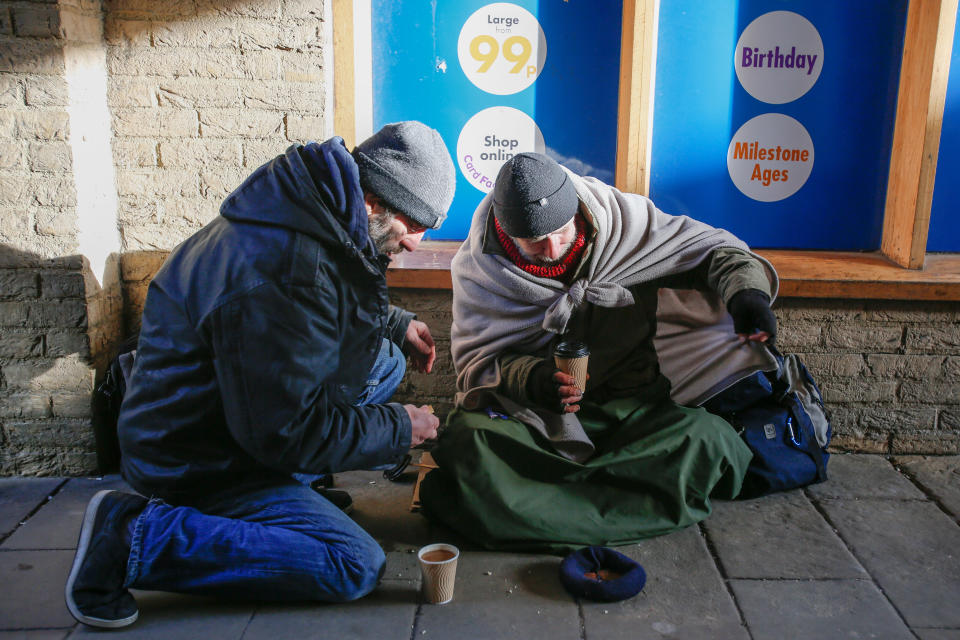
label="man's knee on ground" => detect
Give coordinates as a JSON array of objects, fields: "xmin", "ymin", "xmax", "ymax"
[{"xmin": 316, "ymin": 538, "xmax": 386, "ymax": 602}]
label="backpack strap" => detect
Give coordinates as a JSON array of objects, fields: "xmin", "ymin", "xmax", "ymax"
[{"xmin": 767, "ymin": 343, "xmax": 828, "ymax": 482}]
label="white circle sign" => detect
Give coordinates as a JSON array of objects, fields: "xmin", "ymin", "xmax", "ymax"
[
  {"xmin": 457, "ymin": 3, "xmax": 547, "ymax": 95},
  {"xmin": 457, "ymin": 107, "xmax": 545, "ymax": 193},
  {"xmin": 735, "ymin": 11, "xmax": 823, "ymax": 104},
  {"xmin": 727, "ymin": 113, "xmax": 814, "ymax": 202}
]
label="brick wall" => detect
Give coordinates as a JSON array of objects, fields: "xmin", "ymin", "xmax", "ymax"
[
  {"xmin": 0, "ymin": 0, "xmax": 103, "ymax": 475},
  {"xmin": 2, "ymin": 0, "xmax": 958, "ymax": 475},
  {"xmin": 0, "ymin": 1, "xmax": 74, "ymax": 260},
  {"xmin": 776, "ymin": 299, "xmax": 960, "ymax": 454},
  {"xmin": 0, "ymin": 0, "xmax": 329, "ymax": 476},
  {"xmin": 97, "ymin": 274, "xmax": 960, "ymax": 461},
  {"xmin": 104, "ymin": 0, "xmax": 327, "ymax": 253},
  {"xmin": 110, "ymin": 269, "xmax": 960, "ymax": 462},
  {"xmin": 388, "ymin": 291, "xmax": 960, "ymax": 456}
]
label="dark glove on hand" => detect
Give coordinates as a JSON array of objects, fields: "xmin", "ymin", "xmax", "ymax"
[
  {"xmin": 727, "ymin": 289, "xmax": 777, "ymax": 344},
  {"xmin": 527, "ymin": 361, "xmax": 562, "ymax": 411}
]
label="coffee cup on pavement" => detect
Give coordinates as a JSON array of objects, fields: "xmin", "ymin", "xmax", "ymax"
[{"xmin": 417, "ymin": 543, "xmax": 460, "ymax": 604}]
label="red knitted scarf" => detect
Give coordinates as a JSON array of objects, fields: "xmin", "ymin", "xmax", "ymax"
[{"xmin": 495, "ymin": 215, "xmax": 587, "ymax": 281}]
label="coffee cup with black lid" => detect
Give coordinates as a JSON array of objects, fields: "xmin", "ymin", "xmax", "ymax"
[{"xmin": 553, "ymin": 340, "xmax": 589, "ymax": 392}]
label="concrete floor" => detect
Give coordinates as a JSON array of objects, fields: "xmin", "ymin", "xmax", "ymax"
[{"xmin": 1, "ymin": 453, "xmax": 959, "ymax": 639}]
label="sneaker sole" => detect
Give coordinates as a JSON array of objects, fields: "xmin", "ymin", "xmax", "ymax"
[{"xmin": 64, "ymin": 489, "xmax": 139, "ymax": 628}]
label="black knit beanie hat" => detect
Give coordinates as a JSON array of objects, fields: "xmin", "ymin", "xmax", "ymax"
[
  {"xmin": 492, "ymin": 152, "xmax": 578, "ymax": 238},
  {"xmin": 353, "ymin": 121, "xmax": 455, "ymax": 230}
]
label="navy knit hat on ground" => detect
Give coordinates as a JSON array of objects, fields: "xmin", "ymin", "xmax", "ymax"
[
  {"xmin": 493, "ymin": 152, "xmax": 578, "ymax": 238},
  {"xmin": 559, "ymin": 546, "xmax": 647, "ymax": 602},
  {"xmin": 353, "ymin": 121, "xmax": 455, "ymax": 230}
]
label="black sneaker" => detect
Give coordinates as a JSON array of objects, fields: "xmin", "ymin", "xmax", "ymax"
[
  {"xmin": 65, "ymin": 490, "xmax": 147, "ymax": 628},
  {"xmin": 315, "ymin": 488, "xmax": 354, "ymax": 515}
]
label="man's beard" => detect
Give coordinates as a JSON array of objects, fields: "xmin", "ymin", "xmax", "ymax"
[
  {"xmin": 516, "ymin": 241, "xmax": 572, "ymax": 266},
  {"xmin": 368, "ymin": 210, "xmax": 402, "ymax": 255}
]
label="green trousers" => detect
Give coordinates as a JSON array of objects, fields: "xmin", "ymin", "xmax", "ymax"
[{"xmin": 420, "ymin": 382, "xmax": 752, "ymax": 553}]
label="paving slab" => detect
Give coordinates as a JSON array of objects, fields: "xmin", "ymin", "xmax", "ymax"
[
  {"xmin": 243, "ymin": 580, "xmax": 418, "ymax": 640},
  {"xmin": 414, "ymin": 552, "xmax": 579, "ymax": 640},
  {"xmin": 819, "ymin": 497, "xmax": 960, "ymax": 628},
  {"xmin": 704, "ymin": 492, "xmax": 866, "ymax": 579},
  {"xmin": 580, "ymin": 526, "xmax": 748, "ymax": 640},
  {"xmin": 4, "ymin": 476, "xmax": 134, "ymax": 550},
  {"xmin": 336, "ymin": 467, "xmax": 486, "ymax": 554},
  {"xmin": 383, "ymin": 549, "xmax": 422, "ymax": 583},
  {"xmin": 894, "ymin": 455, "xmax": 960, "ymax": 519},
  {"xmin": 0, "ymin": 478, "xmax": 62, "ymax": 540},
  {"xmin": 335, "ymin": 470, "xmax": 431, "ymax": 551},
  {"xmin": 423, "ymin": 511, "xmax": 488, "ymax": 554},
  {"xmin": 914, "ymin": 630, "xmax": 960, "ymax": 640},
  {"xmin": 3, "ymin": 465, "xmax": 960, "ymax": 639},
  {"xmin": 806, "ymin": 453, "xmax": 925, "ymax": 500},
  {"xmin": 68, "ymin": 592, "xmax": 253, "ymax": 639},
  {"xmin": 0, "ymin": 550, "xmax": 76, "ymax": 629},
  {"xmin": 730, "ymin": 579, "xmax": 914, "ymax": 640}
]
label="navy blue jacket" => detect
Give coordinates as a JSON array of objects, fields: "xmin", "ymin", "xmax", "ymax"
[{"xmin": 118, "ymin": 138, "xmax": 413, "ymax": 499}]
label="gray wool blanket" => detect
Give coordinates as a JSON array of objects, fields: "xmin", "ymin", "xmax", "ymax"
[{"xmin": 450, "ymin": 171, "xmax": 779, "ymax": 461}]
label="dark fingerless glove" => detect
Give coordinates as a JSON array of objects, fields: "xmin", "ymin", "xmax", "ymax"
[
  {"xmin": 527, "ymin": 361, "xmax": 562, "ymax": 411},
  {"xmin": 727, "ymin": 289, "xmax": 777, "ymax": 344}
]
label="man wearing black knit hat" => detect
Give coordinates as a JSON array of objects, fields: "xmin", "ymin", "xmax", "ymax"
[
  {"xmin": 421, "ymin": 152, "xmax": 779, "ymax": 552},
  {"xmin": 65, "ymin": 122, "xmax": 455, "ymax": 628}
]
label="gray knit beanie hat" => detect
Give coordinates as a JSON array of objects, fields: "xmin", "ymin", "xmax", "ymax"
[
  {"xmin": 493, "ymin": 152, "xmax": 578, "ymax": 238},
  {"xmin": 353, "ymin": 121, "xmax": 455, "ymax": 229}
]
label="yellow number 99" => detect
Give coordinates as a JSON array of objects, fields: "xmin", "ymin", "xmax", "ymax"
[
  {"xmin": 469, "ymin": 35, "xmax": 498, "ymax": 73},
  {"xmin": 502, "ymin": 36, "xmax": 531, "ymax": 74}
]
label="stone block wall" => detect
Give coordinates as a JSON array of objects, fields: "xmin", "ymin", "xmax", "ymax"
[
  {"xmin": 1, "ymin": 0, "xmax": 329, "ymax": 476},
  {"xmin": 0, "ymin": 254, "xmax": 101, "ymax": 475},
  {"xmin": 104, "ymin": 0, "xmax": 328, "ymax": 252},
  {"xmin": 85, "ymin": 271, "xmax": 960, "ymax": 460},
  {"xmin": 112, "ymin": 266, "xmax": 960, "ymax": 460},
  {"xmin": 776, "ymin": 299, "xmax": 960, "ymax": 454},
  {"xmin": 387, "ymin": 290, "xmax": 960, "ymax": 456},
  {"xmin": 386, "ymin": 289, "xmax": 459, "ymax": 420},
  {"xmin": 2, "ymin": 0, "xmax": 958, "ymax": 474},
  {"xmin": 0, "ymin": 0, "xmax": 108, "ymax": 475}
]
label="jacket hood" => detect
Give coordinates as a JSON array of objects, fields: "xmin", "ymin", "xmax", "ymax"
[{"xmin": 220, "ymin": 137, "xmax": 371, "ymax": 250}]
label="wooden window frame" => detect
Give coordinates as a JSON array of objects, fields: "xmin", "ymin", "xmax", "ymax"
[{"xmin": 334, "ymin": 0, "xmax": 960, "ymax": 300}]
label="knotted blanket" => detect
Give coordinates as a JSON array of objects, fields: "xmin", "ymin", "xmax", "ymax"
[{"xmin": 450, "ymin": 170, "xmax": 779, "ymax": 461}]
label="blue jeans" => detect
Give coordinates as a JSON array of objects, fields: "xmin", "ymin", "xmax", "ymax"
[
  {"xmin": 355, "ymin": 338, "xmax": 406, "ymax": 405},
  {"xmin": 125, "ymin": 338, "xmax": 406, "ymax": 601}
]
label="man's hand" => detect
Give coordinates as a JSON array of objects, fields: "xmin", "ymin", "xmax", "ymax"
[
  {"xmin": 404, "ymin": 404, "xmax": 440, "ymax": 446},
  {"xmin": 727, "ymin": 289, "xmax": 777, "ymax": 344},
  {"xmin": 553, "ymin": 370, "xmax": 584, "ymax": 414},
  {"xmin": 529, "ymin": 363, "xmax": 584, "ymax": 414},
  {"xmin": 404, "ymin": 320, "xmax": 436, "ymax": 373}
]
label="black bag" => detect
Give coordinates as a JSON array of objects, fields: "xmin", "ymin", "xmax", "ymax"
[
  {"xmin": 704, "ymin": 346, "xmax": 830, "ymax": 498},
  {"xmin": 92, "ymin": 335, "xmax": 138, "ymax": 472}
]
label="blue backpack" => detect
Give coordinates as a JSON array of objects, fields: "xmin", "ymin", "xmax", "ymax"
[{"xmin": 703, "ymin": 346, "xmax": 830, "ymax": 499}]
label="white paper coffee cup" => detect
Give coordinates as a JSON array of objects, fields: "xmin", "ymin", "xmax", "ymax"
[{"xmin": 418, "ymin": 543, "xmax": 460, "ymax": 604}]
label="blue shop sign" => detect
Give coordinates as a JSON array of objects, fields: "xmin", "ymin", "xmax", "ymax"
[
  {"xmin": 929, "ymin": 8, "xmax": 960, "ymax": 253},
  {"xmin": 651, "ymin": 0, "xmax": 909, "ymax": 250},
  {"xmin": 370, "ymin": 1, "xmax": 622, "ymax": 241}
]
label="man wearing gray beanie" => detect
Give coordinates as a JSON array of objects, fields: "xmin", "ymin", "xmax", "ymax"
[
  {"xmin": 65, "ymin": 121, "xmax": 455, "ymax": 628},
  {"xmin": 421, "ymin": 151, "xmax": 783, "ymax": 552}
]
